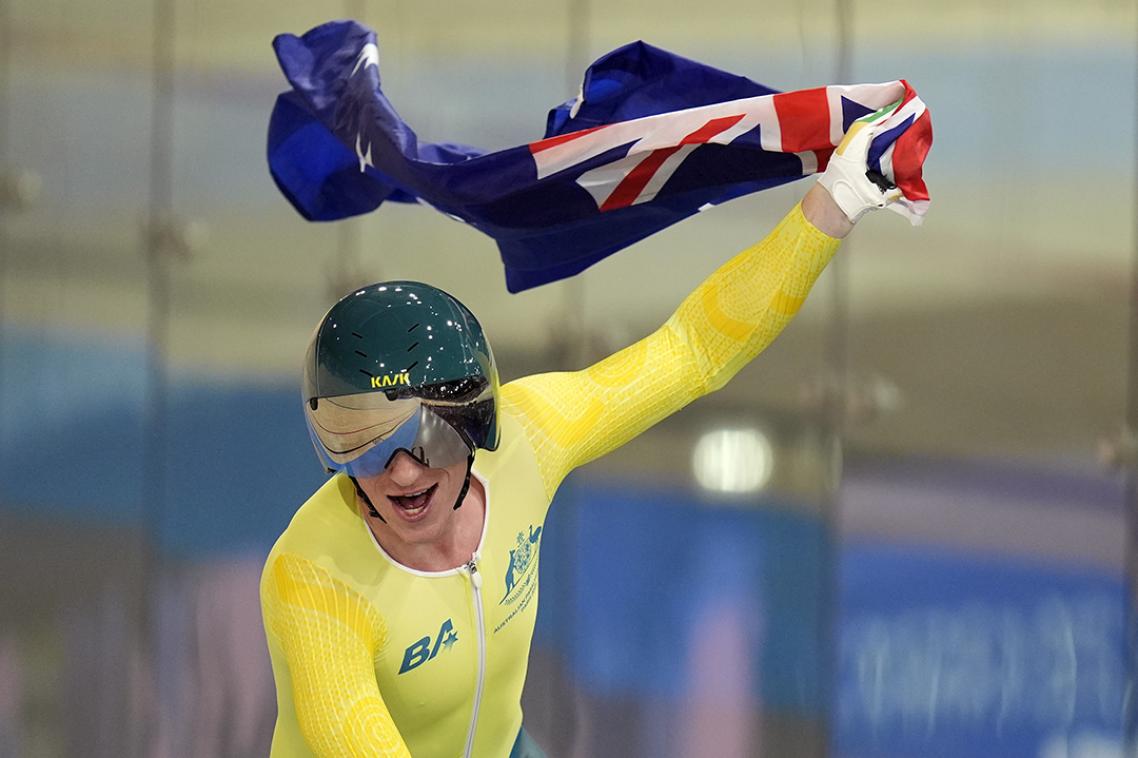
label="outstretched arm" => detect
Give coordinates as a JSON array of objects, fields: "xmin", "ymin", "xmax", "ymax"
[
  {"xmin": 500, "ymin": 109, "xmax": 900, "ymax": 499},
  {"xmin": 501, "ymin": 193, "xmax": 841, "ymax": 499}
]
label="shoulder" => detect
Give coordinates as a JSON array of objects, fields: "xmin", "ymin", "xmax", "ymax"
[
  {"xmin": 476, "ymin": 394, "xmax": 542, "ymax": 472},
  {"xmin": 499, "ymin": 372, "xmax": 564, "ymax": 408},
  {"xmin": 260, "ymin": 548, "xmax": 389, "ymax": 654},
  {"xmin": 262, "ymin": 474, "xmax": 382, "ymax": 594},
  {"xmin": 469, "ymin": 398, "xmax": 549, "ymax": 504},
  {"xmin": 497, "ymin": 372, "xmax": 578, "ymax": 440}
]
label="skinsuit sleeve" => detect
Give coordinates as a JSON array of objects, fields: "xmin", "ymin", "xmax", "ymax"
[
  {"xmin": 500, "ymin": 201, "xmax": 841, "ymax": 499},
  {"xmin": 262, "ymin": 552, "xmax": 412, "ymax": 758}
]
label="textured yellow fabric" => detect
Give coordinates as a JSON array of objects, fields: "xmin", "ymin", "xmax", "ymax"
[
  {"xmin": 501, "ymin": 202, "xmax": 839, "ymax": 498},
  {"xmin": 263, "ymin": 554, "xmax": 410, "ymax": 758},
  {"xmin": 261, "ymin": 202, "xmax": 840, "ymax": 757},
  {"xmin": 262, "ymin": 420, "xmax": 549, "ymax": 758}
]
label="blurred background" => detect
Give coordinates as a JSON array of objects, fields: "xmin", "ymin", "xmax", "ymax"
[{"xmin": 0, "ymin": 0, "xmax": 1134, "ymax": 756}]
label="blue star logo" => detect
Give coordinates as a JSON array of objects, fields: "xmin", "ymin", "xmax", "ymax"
[{"xmin": 442, "ymin": 630, "xmax": 458, "ymax": 651}]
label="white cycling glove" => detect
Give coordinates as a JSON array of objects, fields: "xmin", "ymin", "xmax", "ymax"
[{"xmin": 817, "ymin": 102, "xmax": 904, "ymax": 224}]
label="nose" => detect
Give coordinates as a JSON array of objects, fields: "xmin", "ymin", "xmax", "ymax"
[{"xmin": 386, "ymin": 449, "xmax": 427, "ymax": 486}]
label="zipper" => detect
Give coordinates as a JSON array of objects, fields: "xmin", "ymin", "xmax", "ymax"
[{"xmin": 462, "ymin": 552, "xmax": 486, "ymax": 758}]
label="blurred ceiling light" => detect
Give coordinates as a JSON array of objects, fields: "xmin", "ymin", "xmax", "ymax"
[
  {"xmin": 0, "ymin": 169, "xmax": 42, "ymax": 212},
  {"xmin": 692, "ymin": 427, "xmax": 774, "ymax": 494}
]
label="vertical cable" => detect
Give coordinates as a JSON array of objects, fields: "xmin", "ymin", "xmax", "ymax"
[
  {"xmin": 820, "ymin": 1, "xmax": 853, "ymax": 756},
  {"xmin": 562, "ymin": 0, "xmax": 590, "ymax": 370},
  {"xmin": 328, "ymin": 0, "xmax": 367, "ymax": 303},
  {"xmin": 139, "ymin": 0, "xmax": 175, "ymax": 753},
  {"xmin": 1124, "ymin": 2, "xmax": 1138, "ymax": 750},
  {"xmin": 0, "ymin": 0, "xmax": 9, "ymax": 486},
  {"xmin": 344, "ymin": 0, "xmax": 365, "ymax": 20},
  {"xmin": 557, "ymin": 4, "xmax": 588, "ymax": 754},
  {"xmin": 0, "ymin": 0, "xmax": 7, "ymax": 156}
]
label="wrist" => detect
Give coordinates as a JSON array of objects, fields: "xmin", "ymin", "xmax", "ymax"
[{"xmin": 802, "ymin": 184, "xmax": 854, "ymax": 239}]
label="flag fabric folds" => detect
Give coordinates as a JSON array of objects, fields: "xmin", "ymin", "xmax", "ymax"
[{"xmin": 269, "ymin": 20, "xmax": 932, "ymax": 292}]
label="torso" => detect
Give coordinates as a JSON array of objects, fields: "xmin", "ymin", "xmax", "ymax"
[{"xmin": 263, "ymin": 409, "xmax": 552, "ymax": 757}]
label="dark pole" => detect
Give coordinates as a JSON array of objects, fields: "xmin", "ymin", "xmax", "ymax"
[
  {"xmin": 1123, "ymin": 6, "xmax": 1138, "ymax": 750},
  {"xmin": 821, "ymin": 2, "xmax": 853, "ymax": 756},
  {"xmin": 562, "ymin": 0, "xmax": 590, "ymax": 370},
  {"xmin": 329, "ymin": 0, "xmax": 368, "ymax": 303},
  {"xmin": 0, "ymin": 0, "xmax": 9, "ymax": 482},
  {"xmin": 139, "ymin": 0, "xmax": 175, "ymax": 753},
  {"xmin": 0, "ymin": 0, "xmax": 7, "ymax": 158},
  {"xmin": 554, "ymin": 2, "xmax": 588, "ymax": 754}
]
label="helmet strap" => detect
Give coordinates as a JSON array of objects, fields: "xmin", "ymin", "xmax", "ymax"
[
  {"xmin": 453, "ymin": 452, "xmax": 475, "ymax": 510},
  {"xmin": 350, "ymin": 477, "xmax": 387, "ymax": 524}
]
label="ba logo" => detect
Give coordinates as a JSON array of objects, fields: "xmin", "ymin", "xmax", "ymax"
[{"xmin": 398, "ymin": 618, "xmax": 458, "ymax": 675}]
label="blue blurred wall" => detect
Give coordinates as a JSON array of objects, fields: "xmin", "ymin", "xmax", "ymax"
[{"xmin": 1, "ymin": 326, "xmax": 1127, "ymax": 757}]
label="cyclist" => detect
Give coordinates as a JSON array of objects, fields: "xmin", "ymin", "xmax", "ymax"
[{"xmin": 261, "ymin": 111, "xmax": 906, "ymax": 757}]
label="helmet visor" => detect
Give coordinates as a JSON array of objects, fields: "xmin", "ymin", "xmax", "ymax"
[{"xmin": 305, "ymin": 391, "xmax": 478, "ymax": 478}]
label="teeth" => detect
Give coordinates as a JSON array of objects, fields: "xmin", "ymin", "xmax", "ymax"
[{"xmin": 389, "ymin": 484, "xmax": 434, "ymax": 515}]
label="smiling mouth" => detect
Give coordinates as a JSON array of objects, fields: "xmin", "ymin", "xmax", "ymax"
[{"xmin": 388, "ymin": 484, "xmax": 438, "ymax": 519}]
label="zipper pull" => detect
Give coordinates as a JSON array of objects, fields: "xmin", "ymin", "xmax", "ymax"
[{"xmin": 466, "ymin": 557, "xmax": 482, "ymax": 591}]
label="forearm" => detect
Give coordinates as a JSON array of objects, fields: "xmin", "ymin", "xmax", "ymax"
[{"xmin": 664, "ymin": 199, "xmax": 842, "ymax": 393}]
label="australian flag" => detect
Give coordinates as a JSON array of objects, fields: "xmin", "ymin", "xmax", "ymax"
[{"xmin": 269, "ymin": 20, "xmax": 932, "ymax": 292}]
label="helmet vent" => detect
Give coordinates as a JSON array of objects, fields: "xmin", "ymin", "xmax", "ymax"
[
  {"xmin": 354, "ymin": 350, "xmax": 368, "ymax": 358},
  {"xmin": 358, "ymin": 368, "xmax": 375, "ymax": 378},
  {"xmin": 408, "ymin": 323, "xmax": 420, "ymax": 332},
  {"xmin": 407, "ymin": 342, "xmax": 419, "ymax": 352},
  {"xmin": 406, "ymin": 361, "xmax": 419, "ymax": 372},
  {"xmin": 352, "ymin": 331, "xmax": 364, "ymax": 339}
]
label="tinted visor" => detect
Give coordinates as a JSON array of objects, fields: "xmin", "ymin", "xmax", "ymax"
[{"xmin": 305, "ymin": 382, "xmax": 493, "ymax": 478}]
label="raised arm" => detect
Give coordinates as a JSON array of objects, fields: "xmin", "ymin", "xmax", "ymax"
[
  {"xmin": 500, "ymin": 104, "xmax": 904, "ymax": 499},
  {"xmin": 500, "ymin": 191, "xmax": 842, "ymax": 499},
  {"xmin": 262, "ymin": 553, "xmax": 411, "ymax": 758}
]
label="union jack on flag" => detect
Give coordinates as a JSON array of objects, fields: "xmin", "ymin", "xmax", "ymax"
[{"xmin": 269, "ymin": 20, "xmax": 932, "ymax": 292}]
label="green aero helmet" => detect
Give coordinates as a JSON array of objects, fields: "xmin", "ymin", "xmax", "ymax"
[{"xmin": 303, "ymin": 282, "xmax": 500, "ymax": 508}]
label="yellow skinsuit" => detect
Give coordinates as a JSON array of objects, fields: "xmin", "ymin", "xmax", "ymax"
[{"xmin": 261, "ymin": 203, "xmax": 841, "ymax": 757}]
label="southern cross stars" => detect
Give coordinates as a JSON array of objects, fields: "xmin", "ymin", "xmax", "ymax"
[{"xmin": 353, "ymin": 43, "xmax": 380, "ymax": 173}]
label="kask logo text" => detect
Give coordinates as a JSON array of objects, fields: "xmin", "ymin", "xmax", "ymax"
[{"xmin": 371, "ymin": 372, "xmax": 410, "ymax": 389}]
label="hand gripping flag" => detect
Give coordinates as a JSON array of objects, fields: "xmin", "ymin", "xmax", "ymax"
[{"xmin": 269, "ymin": 20, "xmax": 932, "ymax": 292}]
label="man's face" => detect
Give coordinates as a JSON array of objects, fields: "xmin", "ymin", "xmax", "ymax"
[{"xmin": 355, "ymin": 450, "xmax": 469, "ymax": 547}]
